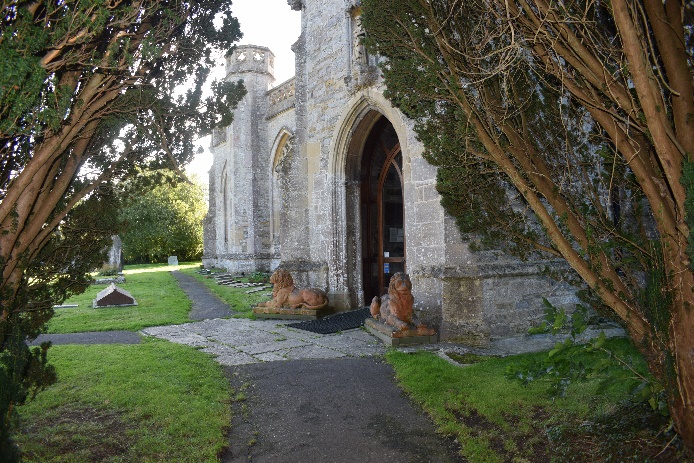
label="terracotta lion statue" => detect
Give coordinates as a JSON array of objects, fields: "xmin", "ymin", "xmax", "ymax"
[
  {"xmin": 370, "ymin": 272, "xmax": 435, "ymax": 335},
  {"xmin": 260, "ymin": 269, "xmax": 329, "ymax": 310}
]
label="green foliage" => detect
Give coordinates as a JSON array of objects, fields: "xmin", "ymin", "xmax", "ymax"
[
  {"xmin": 248, "ymin": 272, "xmax": 270, "ymax": 284},
  {"xmin": 363, "ymin": 0, "xmax": 568, "ymax": 259},
  {"xmin": 361, "ymin": 0, "xmax": 694, "ymax": 446},
  {"xmin": 682, "ymin": 160, "xmax": 694, "ymax": 270},
  {"xmin": 16, "ymin": 340, "xmax": 231, "ymax": 462},
  {"xmin": 0, "ymin": 192, "xmax": 120, "ymax": 461},
  {"xmin": 119, "ymin": 171, "xmax": 208, "ymax": 263},
  {"xmin": 1, "ymin": 1, "xmax": 245, "ymax": 457},
  {"xmin": 387, "ymin": 347, "xmax": 687, "ymax": 462},
  {"xmin": 508, "ymin": 300, "xmax": 668, "ymax": 416}
]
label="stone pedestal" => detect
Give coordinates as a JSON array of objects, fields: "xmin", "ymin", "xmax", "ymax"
[
  {"xmin": 364, "ymin": 318, "xmax": 438, "ymax": 347},
  {"xmin": 253, "ymin": 306, "xmax": 333, "ymax": 320}
]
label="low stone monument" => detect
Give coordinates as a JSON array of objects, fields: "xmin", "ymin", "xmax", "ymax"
[
  {"xmin": 253, "ymin": 268, "xmax": 332, "ymax": 320},
  {"xmin": 93, "ymin": 283, "xmax": 138, "ymax": 308},
  {"xmin": 168, "ymin": 256, "xmax": 179, "ymax": 266},
  {"xmin": 365, "ymin": 272, "xmax": 438, "ymax": 346}
]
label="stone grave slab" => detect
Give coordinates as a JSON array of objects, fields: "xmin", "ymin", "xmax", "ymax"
[
  {"xmin": 93, "ymin": 283, "xmax": 137, "ymax": 308},
  {"xmin": 168, "ymin": 255, "xmax": 179, "ymax": 266}
]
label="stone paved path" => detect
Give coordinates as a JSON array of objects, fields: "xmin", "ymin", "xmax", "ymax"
[
  {"xmin": 142, "ymin": 317, "xmax": 386, "ymax": 365},
  {"xmin": 139, "ymin": 276, "xmax": 462, "ymax": 461}
]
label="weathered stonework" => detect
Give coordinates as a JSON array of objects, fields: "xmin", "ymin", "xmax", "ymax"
[{"xmin": 203, "ymin": 0, "xmax": 579, "ymax": 345}]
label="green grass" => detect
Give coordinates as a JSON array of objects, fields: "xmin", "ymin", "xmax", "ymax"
[
  {"xmin": 16, "ymin": 339, "xmax": 232, "ymax": 462},
  {"xmin": 178, "ymin": 267, "xmax": 271, "ymax": 319},
  {"xmin": 47, "ymin": 263, "xmax": 200, "ymax": 333},
  {"xmin": 387, "ymin": 339, "xmax": 687, "ymax": 463}
]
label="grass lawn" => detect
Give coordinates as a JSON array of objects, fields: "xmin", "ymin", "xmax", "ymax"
[
  {"xmin": 178, "ymin": 267, "xmax": 271, "ymax": 319},
  {"xmin": 47, "ymin": 263, "xmax": 200, "ymax": 333},
  {"xmin": 387, "ymin": 338, "xmax": 688, "ymax": 463},
  {"xmin": 16, "ymin": 339, "xmax": 232, "ymax": 462}
]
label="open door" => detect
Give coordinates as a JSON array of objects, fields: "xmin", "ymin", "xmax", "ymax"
[{"xmin": 361, "ymin": 118, "xmax": 404, "ymax": 302}]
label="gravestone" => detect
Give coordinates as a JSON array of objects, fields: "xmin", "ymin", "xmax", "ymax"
[
  {"xmin": 101, "ymin": 235, "xmax": 124, "ymax": 273},
  {"xmin": 93, "ymin": 283, "xmax": 137, "ymax": 308},
  {"xmin": 168, "ymin": 256, "xmax": 179, "ymax": 266}
]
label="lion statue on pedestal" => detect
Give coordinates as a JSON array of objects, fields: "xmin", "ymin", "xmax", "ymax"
[
  {"xmin": 369, "ymin": 272, "xmax": 435, "ymax": 335},
  {"xmin": 260, "ymin": 269, "xmax": 329, "ymax": 310}
]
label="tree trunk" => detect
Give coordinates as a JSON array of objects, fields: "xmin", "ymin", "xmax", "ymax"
[{"xmin": 669, "ymin": 286, "xmax": 694, "ymax": 451}]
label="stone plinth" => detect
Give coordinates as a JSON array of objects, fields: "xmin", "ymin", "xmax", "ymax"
[
  {"xmin": 253, "ymin": 306, "xmax": 333, "ymax": 320},
  {"xmin": 168, "ymin": 256, "xmax": 179, "ymax": 266},
  {"xmin": 364, "ymin": 318, "xmax": 438, "ymax": 347},
  {"xmin": 93, "ymin": 283, "xmax": 137, "ymax": 308}
]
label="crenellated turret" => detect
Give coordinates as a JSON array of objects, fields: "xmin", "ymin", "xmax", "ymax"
[{"xmin": 226, "ymin": 45, "xmax": 275, "ymax": 80}]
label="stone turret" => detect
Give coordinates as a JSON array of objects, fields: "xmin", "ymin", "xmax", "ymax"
[
  {"xmin": 226, "ymin": 45, "xmax": 275, "ymax": 77},
  {"xmin": 203, "ymin": 46, "xmax": 277, "ymax": 273}
]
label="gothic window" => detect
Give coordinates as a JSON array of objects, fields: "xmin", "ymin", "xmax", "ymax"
[
  {"xmin": 271, "ymin": 133, "xmax": 293, "ymax": 250},
  {"xmin": 221, "ymin": 163, "xmax": 229, "ymax": 245}
]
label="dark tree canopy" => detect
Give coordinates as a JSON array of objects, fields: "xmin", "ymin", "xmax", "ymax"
[
  {"xmin": 363, "ymin": 0, "xmax": 694, "ymax": 450},
  {"xmin": 0, "ymin": 1, "xmax": 245, "ymax": 459}
]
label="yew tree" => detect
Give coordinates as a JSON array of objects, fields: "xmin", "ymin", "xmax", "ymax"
[
  {"xmin": 0, "ymin": 1, "xmax": 244, "ymax": 459},
  {"xmin": 363, "ymin": 0, "xmax": 694, "ymax": 450}
]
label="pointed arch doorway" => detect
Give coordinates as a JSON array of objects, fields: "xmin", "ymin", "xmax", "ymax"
[{"xmin": 361, "ymin": 117, "xmax": 405, "ymax": 302}]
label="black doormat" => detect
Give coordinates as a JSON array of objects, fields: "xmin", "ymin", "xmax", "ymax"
[{"xmin": 287, "ymin": 307, "xmax": 371, "ymax": 334}]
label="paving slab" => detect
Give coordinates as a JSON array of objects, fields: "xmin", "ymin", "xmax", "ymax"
[
  {"xmin": 141, "ymin": 318, "xmax": 387, "ymax": 365},
  {"xmin": 237, "ymin": 339, "xmax": 310, "ymax": 355}
]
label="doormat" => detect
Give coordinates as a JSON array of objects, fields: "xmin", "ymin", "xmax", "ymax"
[{"xmin": 287, "ymin": 307, "xmax": 371, "ymax": 334}]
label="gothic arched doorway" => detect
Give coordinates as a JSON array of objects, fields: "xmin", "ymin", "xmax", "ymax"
[{"xmin": 361, "ymin": 117, "xmax": 404, "ymax": 302}]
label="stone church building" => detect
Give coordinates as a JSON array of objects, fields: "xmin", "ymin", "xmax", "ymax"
[{"xmin": 203, "ymin": 0, "xmax": 576, "ymax": 345}]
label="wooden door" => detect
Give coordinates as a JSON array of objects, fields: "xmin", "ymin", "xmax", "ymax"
[{"xmin": 361, "ymin": 119, "xmax": 404, "ymax": 302}]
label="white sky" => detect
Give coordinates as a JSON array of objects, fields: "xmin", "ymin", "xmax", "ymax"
[{"xmin": 186, "ymin": 0, "xmax": 302, "ymax": 182}]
